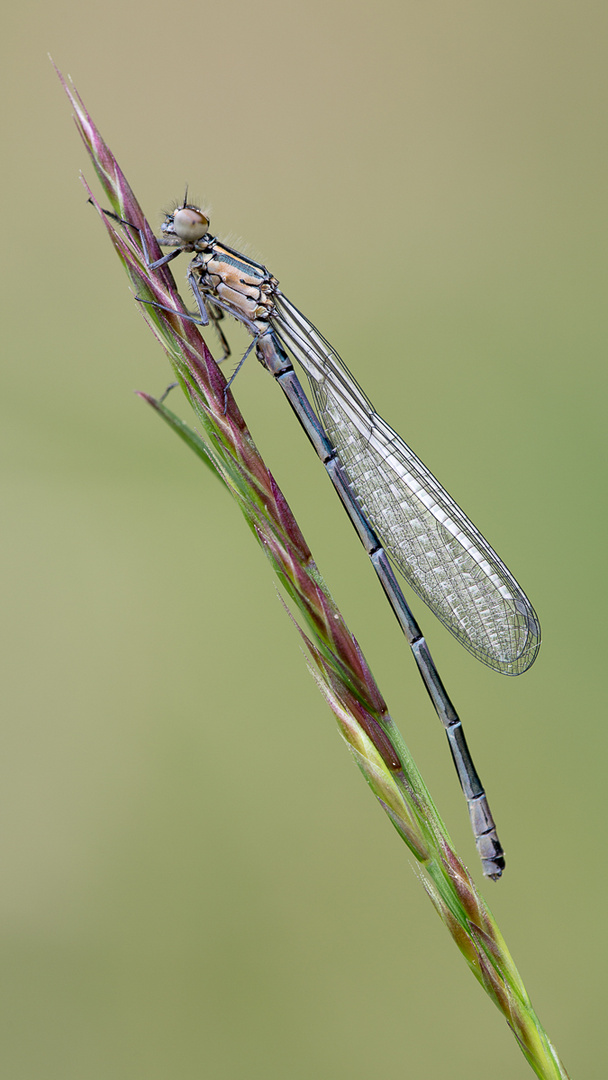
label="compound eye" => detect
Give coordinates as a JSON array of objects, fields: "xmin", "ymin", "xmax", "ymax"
[{"xmin": 172, "ymin": 207, "xmax": 209, "ymax": 242}]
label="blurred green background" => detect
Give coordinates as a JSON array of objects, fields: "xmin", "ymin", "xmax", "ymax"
[{"xmin": 2, "ymin": 2, "xmax": 606, "ymax": 1077}]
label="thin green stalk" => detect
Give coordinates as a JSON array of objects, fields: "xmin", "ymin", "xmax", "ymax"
[{"xmin": 56, "ymin": 64, "xmax": 570, "ymax": 1080}]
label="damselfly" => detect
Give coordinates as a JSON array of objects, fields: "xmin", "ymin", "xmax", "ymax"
[{"xmin": 117, "ymin": 198, "xmax": 541, "ymax": 879}]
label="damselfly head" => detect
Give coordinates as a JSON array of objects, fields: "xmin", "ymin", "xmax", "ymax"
[{"xmin": 164, "ymin": 205, "xmax": 209, "ymax": 244}]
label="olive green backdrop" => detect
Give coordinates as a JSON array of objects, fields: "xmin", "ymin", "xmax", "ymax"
[{"xmin": 2, "ymin": 2, "xmax": 605, "ymax": 1077}]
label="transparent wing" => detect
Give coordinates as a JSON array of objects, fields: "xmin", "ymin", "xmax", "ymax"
[{"xmin": 273, "ymin": 293, "xmax": 540, "ymax": 675}]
